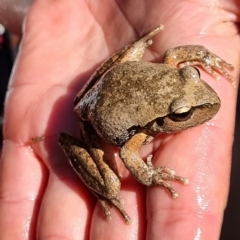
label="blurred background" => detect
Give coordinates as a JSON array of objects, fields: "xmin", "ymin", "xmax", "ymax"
[
  {"xmin": 0, "ymin": 23, "xmax": 239, "ymax": 239},
  {"xmin": 0, "ymin": 24, "xmax": 14, "ymax": 151}
]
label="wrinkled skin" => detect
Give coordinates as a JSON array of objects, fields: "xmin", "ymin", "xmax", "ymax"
[{"xmin": 0, "ymin": 0, "xmax": 240, "ymax": 240}]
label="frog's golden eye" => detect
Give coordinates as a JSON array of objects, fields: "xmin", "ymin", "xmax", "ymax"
[{"xmin": 170, "ymin": 106, "xmax": 192, "ymax": 122}]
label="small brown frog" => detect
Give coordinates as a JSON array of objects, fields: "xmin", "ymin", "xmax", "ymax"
[{"xmin": 58, "ymin": 25, "xmax": 234, "ymax": 224}]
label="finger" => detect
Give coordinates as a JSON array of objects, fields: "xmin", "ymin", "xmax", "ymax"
[
  {"xmin": 147, "ymin": 125, "xmax": 232, "ymax": 239},
  {"xmin": 0, "ymin": 141, "xmax": 47, "ymax": 239},
  {"xmin": 90, "ymin": 176, "xmax": 147, "ymax": 240},
  {"xmin": 143, "ymin": 1, "xmax": 239, "ymax": 239},
  {"xmin": 36, "ymin": 150, "xmax": 95, "ymax": 240},
  {"xmin": 0, "ymin": 0, "xmax": 102, "ymax": 239}
]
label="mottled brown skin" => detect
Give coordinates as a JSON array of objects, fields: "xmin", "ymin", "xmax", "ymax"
[
  {"xmin": 58, "ymin": 25, "xmax": 234, "ymax": 224},
  {"xmin": 77, "ymin": 62, "xmax": 220, "ymax": 146}
]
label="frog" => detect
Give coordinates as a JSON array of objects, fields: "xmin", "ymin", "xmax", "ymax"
[{"xmin": 58, "ymin": 25, "xmax": 234, "ymax": 224}]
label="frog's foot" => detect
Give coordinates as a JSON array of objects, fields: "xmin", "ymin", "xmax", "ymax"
[
  {"xmin": 120, "ymin": 133, "xmax": 189, "ymax": 198},
  {"xmin": 112, "ymin": 24, "xmax": 164, "ymax": 63},
  {"xmin": 98, "ymin": 199, "xmax": 112, "ymax": 221},
  {"xmin": 139, "ymin": 25, "xmax": 164, "ymax": 47},
  {"xmin": 146, "ymin": 155, "xmax": 189, "ymax": 198},
  {"xmin": 164, "ymin": 45, "xmax": 235, "ymax": 86},
  {"xmin": 98, "ymin": 198, "xmax": 130, "ymax": 224},
  {"xmin": 109, "ymin": 198, "xmax": 131, "ymax": 224},
  {"xmin": 179, "ymin": 54, "xmax": 234, "ymax": 86},
  {"xmin": 96, "ymin": 194, "xmax": 131, "ymax": 224}
]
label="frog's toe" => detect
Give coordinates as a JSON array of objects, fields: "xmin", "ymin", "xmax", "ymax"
[
  {"xmin": 110, "ymin": 198, "xmax": 131, "ymax": 224},
  {"xmin": 99, "ymin": 199, "xmax": 112, "ymax": 221},
  {"xmin": 213, "ymin": 66, "xmax": 235, "ymax": 86},
  {"xmin": 151, "ymin": 167, "xmax": 189, "ymax": 197}
]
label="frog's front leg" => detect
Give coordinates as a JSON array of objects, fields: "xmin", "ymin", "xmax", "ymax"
[
  {"xmin": 163, "ymin": 45, "xmax": 234, "ymax": 85},
  {"xmin": 120, "ymin": 133, "xmax": 189, "ymax": 198},
  {"xmin": 58, "ymin": 132, "xmax": 131, "ymax": 224}
]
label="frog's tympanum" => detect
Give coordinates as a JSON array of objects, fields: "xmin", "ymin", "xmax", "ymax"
[{"xmin": 58, "ymin": 25, "xmax": 234, "ymax": 224}]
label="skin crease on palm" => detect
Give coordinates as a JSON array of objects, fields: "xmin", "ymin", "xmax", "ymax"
[{"xmin": 0, "ymin": 0, "xmax": 239, "ymax": 239}]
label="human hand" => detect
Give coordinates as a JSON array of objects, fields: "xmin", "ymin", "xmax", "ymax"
[{"xmin": 0, "ymin": 0, "xmax": 239, "ymax": 239}]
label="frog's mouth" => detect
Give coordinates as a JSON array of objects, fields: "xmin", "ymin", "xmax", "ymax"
[{"xmin": 145, "ymin": 103, "xmax": 220, "ymax": 134}]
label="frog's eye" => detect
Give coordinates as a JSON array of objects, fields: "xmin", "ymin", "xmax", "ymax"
[{"xmin": 170, "ymin": 106, "xmax": 192, "ymax": 122}]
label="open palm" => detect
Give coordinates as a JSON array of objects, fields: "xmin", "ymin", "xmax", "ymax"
[{"xmin": 0, "ymin": 0, "xmax": 239, "ymax": 239}]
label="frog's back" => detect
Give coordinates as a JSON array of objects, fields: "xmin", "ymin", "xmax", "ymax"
[{"xmin": 75, "ymin": 61, "xmax": 189, "ymax": 145}]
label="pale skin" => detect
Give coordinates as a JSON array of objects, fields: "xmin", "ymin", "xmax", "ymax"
[{"xmin": 0, "ymin": 0, "xmax": 239, "ymax": 240}]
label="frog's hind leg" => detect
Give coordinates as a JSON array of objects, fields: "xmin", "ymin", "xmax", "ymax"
[
  {"xmin": 114, "ymin": 24, "xmax": 164, "ymax": 63},
  {"xmin": 58, "ymin": 132, "xmax": 131, "ymax": 224},
  {"xmin": 74, "ymin": 25, "xmax": 164, "ymax": 104},
  {"xmin": 95, "ymin": 25, "xmax": 164, "ymax": 77},
  {"xmin": 120, "ymin": 133, "xmax": 189, "ymax": 198}
]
